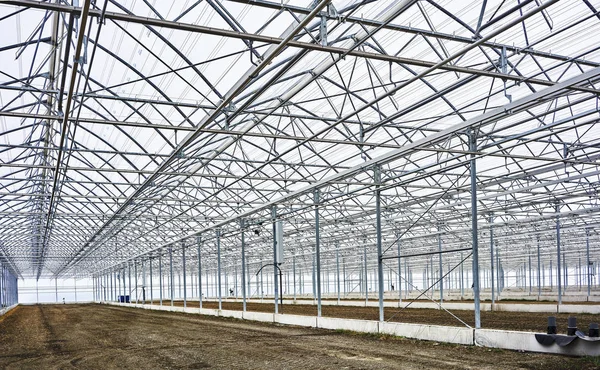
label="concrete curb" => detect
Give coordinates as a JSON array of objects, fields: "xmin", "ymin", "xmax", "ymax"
[{"xmin": 0, "ymin": 304, "xmax": 18, "ymax": 317}]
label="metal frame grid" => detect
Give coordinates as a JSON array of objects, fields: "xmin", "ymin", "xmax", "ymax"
[{"xmin": 1, "ymin": 0, "xmax": 599, "ymax": 324}]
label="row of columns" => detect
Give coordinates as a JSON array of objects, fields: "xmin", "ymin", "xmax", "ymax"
[
  {"xmin": 91, "ymin": 132, "xmax": 596, "ymax": 331},
  {"xmin": 91, "ymin": 247, "xmax": 597, "ymax": 303}
]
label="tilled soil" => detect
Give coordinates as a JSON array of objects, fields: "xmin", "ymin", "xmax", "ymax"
[
  {"xmin": 153, "ymin": 299, "xmax": 600, "ymax": 333},
  {"xmin": 0, "ymin": 304, "xmax": 598, "ymax": 369}
]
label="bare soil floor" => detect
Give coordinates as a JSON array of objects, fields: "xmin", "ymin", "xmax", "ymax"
[
  {"xmin": 1, "ymin": 304, "xmax": 598, "ymax": 370},
  {"xmin": 153, "ymin": 299, "xmax": 600, "ymax": 333}
]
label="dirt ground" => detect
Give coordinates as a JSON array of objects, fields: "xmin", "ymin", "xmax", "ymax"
[
  {"xmin": 0, "ymin": 304, "xmax": 598, "ymax": 370},
  {"xmin": 152, "ymin": 299, "xmax": 600, "ymax": 333}
]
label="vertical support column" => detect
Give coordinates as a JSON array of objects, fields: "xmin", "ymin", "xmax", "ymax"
[
  {"xmin": 578, "ymin": 257, "xmax": 582, "ymax": 291},
  {"xmin": 587, "ymin": 229, "xmax": 591, "ymax": 297},
  {"xmin": 397, "ymin": 235, "xmax": 402, "ymax": 303},
  {"xmin": 336, "ymin": 244, "xmax": 341, "ymax": 304},
  {"xmin": 205, "ymin": 269, "xmax": 210, "ymax": 297},
  {"xmin": 364, "ymin": 243, "xmax": 368, "ymax": 303},
  {"xmin": 430, "ymin": 256, "xmax": 434, "ymax": 293},
  {"xmin": 342, "ymin": 257, "xmax": 346, "ymax": 296},
  {"xmin": 134, "ymin": 262, "xmax": 138, "ymax": 304},
  {"xmin": 261, "ymin": 261, "xmax": 265, "ymax": 299},
  {"xmin": 169, "ymin": 247, "xmax": 174, "ymax": 307},
  {"xmin": 197, "ymin": 236, "xmax": 202, "ymax": 308},
  {"xmin": 247, "ymin": 256, "xmax": 251, "ymax": 299},
  {"xmin": 272, "ymin": 206, "xmax": 279, "ymax": 314},
  {"xmin": 460, "ymin": 252, "xmax": 464, "ymax": 299},
  {"xmin": 110, "ymin": 269, "xmax": 114, "ymax": 302},
  {"xmin": 224, "ymin": 266, "xmax": 228, "ymax": 299},
  {"xmin": 537, "ymin": 237, "xmax": 541, "ymax": 297},
  {"xmin": 142, "ymin": 259, "xmax": 146, "ymax": 303},
  {"xmin": 469, "ymin": 129, "xmax": 481, "ymax": 329},
  {"xmin": 438, "ymin": 223, "xmax": 443, "ymax": 304},
  {"xmin": 314, "ymin": 191, "xmax": 322, "ymax": 317},
  {"xmin": 528, "ymin": 253, "xmax": 532, "ymax": 293},
  {"xmin": 121, "ymin": 267, "xmax": 125, "ymax": 299},
  {"xmin": 55, "ymin": 278, "xmax": 58, "ymax": 303},
  {"xmin": 489, "ymin": 214, "xmax": 495, "ymax": 305},
  {"xmin": 150, "ymin": 255, "xmax": 153, "ymax": 303},
  {"xmin": 241, "ymin": 220, "xmax": 247, "ymax": 312},
  {"xmin": 497, "ymin": 246, "xmax": 501, "ymax": 292},
  {"xmin": 556, "ymin": 203, "xmax": 562, "ymax": 304},
  {"xmin": 178, "ymin": 270, "xmax": 182, "ymax": 300},
  {"xmin": 128, "ymin": 262, "xmax": 131, "ymax": 302},
  {"xmin": 217, "ymin": 229, "xmax": 222, "ymax": 310},
  {"xmin": 374, "ymin": 165, "xmax": 384, "ymax": 322},
  {"xmin": 563, "ymin": 252, "xmax": 567, "ymax": 291},
  {"xmin": 235, "ymin": 265, "xmax": 238, "ymax": 298},
  {"xmin": 182, "ymin": 242, "xmax": 187, "ymax": 308},
  {"xmin": 550, "ymin": 260, "xmax": 553, "ymax": 289},
  {"xmin": 293, "ymin": 253, "xmax": 297, "ymax": 302},
  {"xmin": 159, "ymin": 251, "xmax": 163, "ymax": 305}
]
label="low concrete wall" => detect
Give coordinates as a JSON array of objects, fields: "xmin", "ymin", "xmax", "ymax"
[
  {"xmin": 20, "ymin": 301, "xmax": 94, "ymax": 305},
  {"xmin": 274, "ymin": 313, "xmax": 317, "ymax": 328},
  {"xmin": 559, "ymin": 304, "xmax": 600, "ymax": 314},
  {"xmin": 494, "ymin": 303, "xmax": 556, "ymax": 313},
  {"xmin": 475, "ymin": 328, "xmax": 600, "ymax": 356},
  {"xmin": 0, "ymin": 304, "xmax": 18, "ymax": 317},
  {"xmin": 219, "ymin": 309, "xmax": 244, "ymax": 319},
  {"xmin": 317, "ymin": 317, "xmax": 378, "ymax": 334},
  {"xmin": 199, "ymin": 308, "xmax": 220, "ymax": 316},
  {"xmin": 242, "ymin": 311, "xmax": 273, "ymax": 323},
  {"xmin": 380, "ymin": 321, "xmax": 473, "ymax": 345}
]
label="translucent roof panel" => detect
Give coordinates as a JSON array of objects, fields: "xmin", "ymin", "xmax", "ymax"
[{"xmin": 0, "ymin": 0, "xmax": 599, "ymax": 279}]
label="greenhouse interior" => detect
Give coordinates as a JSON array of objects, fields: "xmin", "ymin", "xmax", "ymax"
[{"xmin": 1, "ymin": 0, "xmax": 600, "ymax": 368}]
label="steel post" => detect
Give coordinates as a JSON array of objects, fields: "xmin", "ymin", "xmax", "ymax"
[
  {"xmin": 587, "ymin": 229, "xmax": 591, "ymax": 297},
  {"xmin": 556, "ymin": 203, "xmax": 562, "ymax": 304},
  {"xmin": 490, "ymin": 214, "xmax": 495, "ymax": 305},
  {"xmin": 336, "ymin": 244, "xmax": 341, "ymax": 304},
  {"xmin": 182, "ymin": 243, "xmax": 187, "ymax": 308},
  {"xmin": 364, "ymin": 244, "xmax": 368, "ymax": 303},
  {"xmin": 314, "ymin": 191, "xmax": 322, "ymax": 317},
  {"xmin": 241, "ymin": 220, "xmax": 247, "ymax": 312},
  {"xmin": 159, "ymin": 252, "xmax": 163, "ymax": 305},
  {"xmin": 272, "ymin": 206, "xmax": 279, "ymax": 314},
  {"xmin": 217, "ymin": 229, "xmax": 222, "ymax": 310},
  {"xmin": 169, "ymin": 247, "xmax": 174, "ymax": 306},
  {"xmin": 438, "ymin": 223, "xmax": 443, "ymax": 304},
  {"xmin": 469, "ymin": 130, "xmax": 481, "ymax": 328},
  {"xmin": 150, "ymin": 255, "xmax": 153, "ymax": 303},
  {"xmin": 374, "ymin": 165, "xmax": 384, "ymax": 322},
  {"xmin": 398, "ymin": 235, "xmax": 402, "ymax": 303},
  {"xmin": 135, "ymin": 262, "xmax": 138, "ymax": 304},
  {"xmin": 197, "ymin": 236, "xmax": 202, "ymax": 308}
]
